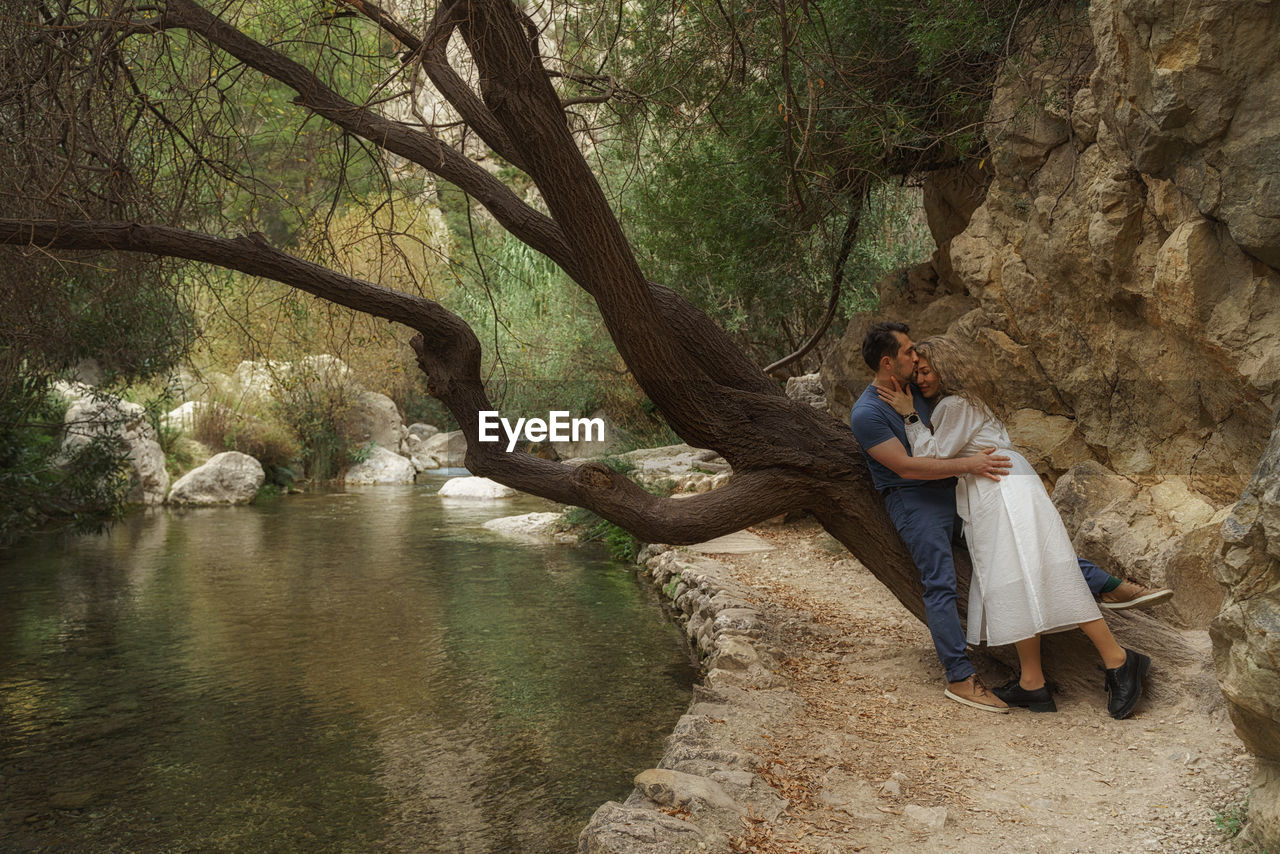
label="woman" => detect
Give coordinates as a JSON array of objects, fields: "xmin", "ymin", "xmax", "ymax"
[{"xmin": 878, "ymin": 335, "xmax": 1151, "ymax": 719}]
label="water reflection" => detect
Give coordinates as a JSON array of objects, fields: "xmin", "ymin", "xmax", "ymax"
[{"xmin": 0, "ymin": 484, "xmax": 696, "ymax": 852}]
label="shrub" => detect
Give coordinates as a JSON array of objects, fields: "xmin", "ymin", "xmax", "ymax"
[{"xmin": 0, "ymin": 375, "xmax": 131, "ymax": 543}]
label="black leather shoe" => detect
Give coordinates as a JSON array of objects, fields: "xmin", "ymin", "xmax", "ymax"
[
  {"xmin": 1103, "ymin": 649, "xmax": 1151, "ymax": 719},
  {"xmin": 993, "ymin": 678, "xmax": 1057, "ymax": 713}
]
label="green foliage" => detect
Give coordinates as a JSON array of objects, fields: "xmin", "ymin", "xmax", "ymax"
[
  {"xmin": 1213, "ymin": 798, "xmax": 1248, "ymax": 839},
  {"xmin": 573, "ymin": 514, "xmax": 641, "ymax": 562},
  {"xmin": 443, "ymin": 227, "xmax": 673, "ymax": 445},
  {"xmin": 268, "ymin": 384, "xmax": 355, "ymax": 482},
  {"xmin": 561, "ymin": 501, "xmax": 641, "ymax": 561},
  {"xmin": 0, "ymin": 376, "xmax": 131, "ymax": 544},
  {"xmin": 563, "ymin": 0, "xmax": 1046, "ymax": 367},
  {"xmin": 224, "ymin": 417, "xmax": 302, "ymax": 483},
  {"xmin": 603, "ymin": 525, "xmax": 641, "ymax": 562},
  {"xmin": 254, "ymin": 482, "xmax": 283, "ymax": 502}
]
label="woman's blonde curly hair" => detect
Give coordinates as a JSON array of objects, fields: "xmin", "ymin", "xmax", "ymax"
[{"xmin": 913, "ymin": 335, "xmax": 1008, "ymax": 423}]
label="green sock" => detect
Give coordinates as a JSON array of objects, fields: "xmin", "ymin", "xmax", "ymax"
[{"xmin": 1100, "ymin": 575, "xmax": 1122, "ymax": 594}]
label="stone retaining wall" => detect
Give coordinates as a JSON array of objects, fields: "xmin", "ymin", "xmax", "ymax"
[{"xmin": 578, "ymin": 547, "xmax": 801, "ymax": 853}]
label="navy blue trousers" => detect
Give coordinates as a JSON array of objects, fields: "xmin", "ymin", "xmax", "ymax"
[{"xmin": 884, "ymin": 484, "xmax": 1112, "ymax": 682}]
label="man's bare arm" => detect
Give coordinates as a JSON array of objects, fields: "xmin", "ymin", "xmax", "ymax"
[{"xmin": 865, "ymin": 439, "xmax": 1011, "ymax": 482}]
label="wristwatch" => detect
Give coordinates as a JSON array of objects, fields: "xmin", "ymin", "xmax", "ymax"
[{"xmin": 904, "ymin": 412, "xmax": 920, "ymax": 425}]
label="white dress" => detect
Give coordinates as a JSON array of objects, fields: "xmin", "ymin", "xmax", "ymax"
[{"xmin": 905, "ymin": 396, "xmax": 1102, "ymax": 646}]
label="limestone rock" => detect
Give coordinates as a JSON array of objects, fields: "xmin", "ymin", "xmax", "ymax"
[
  {"xmin": 482, "ymin": 512, "xmax": 563, "ymax": 542},
  {"xmin": 1213, "ymin": 416, "xmax": 1280, "ymax": 850},
  {"xmin": 343, "ymin": 390, "xmax": 407, "ymax": 452},
  {"xmin": 163, "ymin": 401, "xmax": 206, "ymax": 433},
  {"xmin": 1006, "ymin": 409, "xmax": 1093, "ymax": 481},
  {"xmin": 784, "ymin": 373, "xmax": 827, "ymax": 411},
  {"xmin": 633, "ymin": 769, "xmax": 743, "ymax": 817},
  {"xmin": 61, "ymin": 393, "xmax": 169, "ymax": 506},
  {"xmin": 903, "ymin": 804, "xmax": 948, "ymax": 834},
  {"xmin": 401, "ymin": 433, "xmax": 441, "ymax": 472},
  {"xmin": 577, "ymin": 801, "xmax": 710, "ymax": 854},
  {"xmin": 229, "ymin": 359, "xmax": 285, "ymax": 405},
  {"xmin": 1244, "ymin": 761, "xmax": 1280, "ymax": 853},
  {"xmin": 1051, "ymin": 462, "xmax": 1137, "ymax": 536},
  {"xmin": 612, "ymin": 444, "xmax": 729, "ymax": 490},
  {"xmin": 407, "ymin": 422, "xmax": 441, "ymax": 440},
  {"xmin": 168, "ymin": 452, "xmax": 264, "ymax": 505},
  {"xmin": 343, "ymin": 445, "xmax": 416, "ymax": 485},
  {"xmin": 437, "ymin": 476, "xmax": 516, "ymax": 500},
  {"xmin": 423, "ymin": 430, "xmax": 468, "ymax": 468},
  {"xmin": 1053, "ymin": 465, "xmax": 1227, "ymax": 626},
  {"xmin": 1089, "ymin": 0, "xmax": 1280, "ymax": 267}
]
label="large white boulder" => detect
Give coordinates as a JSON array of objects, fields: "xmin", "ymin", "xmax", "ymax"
[
  {"xmin": 229, "ymin": 359, "xmax": 286, "ymax": 405},
  {"xmin": 343, "ymin": 390, "xmax": 407, "ymax": 451},
  {"xmin": 168, "ymin": 451, "xmax": 264, "ymax": 505},
  {"xmin": 163, "ymin": 401, "xmax": 207, "ymax": 432},
  {"xmin": 423, "ymin": 430, "xmax": 468, "ymax": 467},
  {"xmin": 343, "ymin": 445, "xmax": 416, "ymax": 484},
  {"xmin": 61, "ymin": 393, "xmax": 169, "ymax": 506},
  {"xmin": 437, "ymin": 476, "xmax": 516, "ymax": 500}
]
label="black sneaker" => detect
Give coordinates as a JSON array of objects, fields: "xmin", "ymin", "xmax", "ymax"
[
  {"xmin": 993, "ymin": 679, "xmax": 1057, "ymax": 713},
  {"xmin": 1103, "ymin": 649, "xmax": 1151, "ymax": 719}
]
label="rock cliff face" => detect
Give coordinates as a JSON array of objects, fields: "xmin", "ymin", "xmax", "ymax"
[
  {"xmin": 821, "ymin": 0, "xmax": 1279, "ymax": 842},
  {"xmin": 1215, "ymin": 417, "xmax": 1280, "ymax": 850}
]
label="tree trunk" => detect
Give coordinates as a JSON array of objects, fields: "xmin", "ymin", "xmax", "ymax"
[{"xmin": 0, "ymin": 0, "xmax": 941, "ymax": 628}]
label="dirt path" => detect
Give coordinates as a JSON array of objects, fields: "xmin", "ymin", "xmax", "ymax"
[{"xmin": 701, "ymin": 519, "xmax": 1254, "ymax": 854}]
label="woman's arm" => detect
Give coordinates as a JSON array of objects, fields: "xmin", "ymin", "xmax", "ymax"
[{"xmin": 907, "ymin": 397, "xmax": 987, "ymax": 460}]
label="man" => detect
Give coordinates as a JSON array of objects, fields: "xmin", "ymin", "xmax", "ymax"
[{"xmin": 849, "ymin": 321, "xmax": 1172, "ymax": 712}]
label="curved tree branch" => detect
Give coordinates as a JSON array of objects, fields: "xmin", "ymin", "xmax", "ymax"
[
  {"xmin": 163, "ymin": 0, "xmax": 577, "ymax": 277},
  {"xmin": 765, "ymin": 191, "xmax": 864, "ymax": 375},
  {"xmin": 0, "ymin": 216, "xmax": 837, "ymax": 542}
]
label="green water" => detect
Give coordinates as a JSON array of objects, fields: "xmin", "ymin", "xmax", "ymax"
[{"xmin": 0, "ymin": 482, "xmax": 697, "ymax": 852}]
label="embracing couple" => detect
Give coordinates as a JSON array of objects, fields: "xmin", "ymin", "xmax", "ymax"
[{"xmin": 850, "ymin": 322, "xmax": 1172, "ymax": 719}]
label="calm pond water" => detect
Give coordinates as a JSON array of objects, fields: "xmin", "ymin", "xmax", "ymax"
[{"xmin": 0, "ymin": 481, "xmax": 698, "ymax": 852}]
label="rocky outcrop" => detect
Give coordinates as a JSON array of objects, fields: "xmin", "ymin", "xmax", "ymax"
[
  {"xmin": 407, "ymin": 422, "xmax": 440, "ymax": 440},
  {"xmin": 1089, "ymin": 0, "xmax": 1280, "ymax": 269},
  {"xmin": 57, "ymin": 385, "xmax": 169, "ymax": 506},
  {"xmin": 1213, "ymin": 415, "xmax": 1280, "ymax": 850},
  {"xmin": 1053, "ymin": 463, "xmax": 1230, "ymax": 627},
  {"xmin": 551, "ymin": 410, "xmax": 620, "ymax": 460},
  {"xmin": 818, "ymin": 0, "xmax": 1279, "ymax": 835},
  {"xmin": 167, "ymin": 451, "xmax": 264, "ymax": 505},
  {"xmin": 823, "ymin": 1, "xmax": 1277, "ymax": 604}
]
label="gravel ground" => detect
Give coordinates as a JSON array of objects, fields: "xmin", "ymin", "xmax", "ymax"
[{"xmin": 703, "ymin": 519, "xmax": 1260, "ymax": 854}]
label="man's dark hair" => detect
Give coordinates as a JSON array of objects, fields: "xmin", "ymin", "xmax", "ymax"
[{"xmin": 861, "ymin": 321, "xmax": 910, "ymax": 370}]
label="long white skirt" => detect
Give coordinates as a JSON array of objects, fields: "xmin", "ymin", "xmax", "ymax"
[{"xmin": 958, "ymin": 450, "xmax": 1102, "ymax": 646}]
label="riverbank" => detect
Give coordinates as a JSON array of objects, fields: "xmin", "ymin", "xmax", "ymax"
[{"xmin": 583, "ymin": 518, "xmax": 1256, "ymax": 854}]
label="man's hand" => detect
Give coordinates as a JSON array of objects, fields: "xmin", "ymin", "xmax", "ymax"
[{"xmin": 966, "ymin": 447, "xmax": 1011, "ymax": 481}]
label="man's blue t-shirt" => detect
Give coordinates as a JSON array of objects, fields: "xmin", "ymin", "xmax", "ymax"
[{"xmin": 849, "ymin": 382, "xmax": 939, "ymax": 493}]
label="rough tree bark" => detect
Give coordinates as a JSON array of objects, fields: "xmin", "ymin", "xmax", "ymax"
[{"xmin": 0, "ymin": 0, "xmax": 963, "ymax": 627}]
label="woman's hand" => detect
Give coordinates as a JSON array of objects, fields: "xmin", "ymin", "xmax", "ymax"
[{"xmin": 876, "ymin": 377, "xmax": 917, "ymax": 417}]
